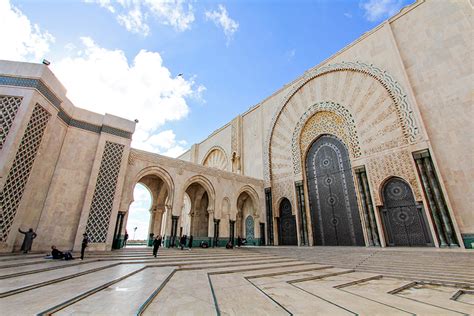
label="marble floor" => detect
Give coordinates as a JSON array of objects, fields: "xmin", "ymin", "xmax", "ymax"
[{"xmin": 0, "ymin": 246, "xmax": 472, "ymax": 315}]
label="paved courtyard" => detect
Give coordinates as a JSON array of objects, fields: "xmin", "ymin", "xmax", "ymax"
[{"xmin": 0, "ymin": 247, "xmax": 473, "ymax": 315}]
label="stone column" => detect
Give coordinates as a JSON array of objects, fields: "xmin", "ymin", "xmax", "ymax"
[
  {"xmin": 254, "ymin": 215, "xmax": 261, "ymax": 245},
  {"xmin": 356, "ymin": 172, "xmax": 374, "ymax": 246},
  {"xmin": 208, "ymin": 209, "xmax": 214, "ymax": 246},
  {"xmin": 154, "ymin": 207, "xmax": 165, "ymax": 236},
  {"xmin": 163, "ymin": 205, "xmax": 173, "ymax": 247},
  {"xmin": 424, "ymin": 157, "xmax": 456, "ymax": 246},
  {"xmin": 236, "ymin": 213, "xmax": 243, "ymax": 239},
  {"xmin": 415, "ymin": 159, "xmax": 447, "ymax": 246},
  {"xmin": 361, "ymin": 172, "xmax": 380, "ymax": 246},
  {"xmin": 148, "ymin": 208, "xmax": 156, "ymax": 236}
]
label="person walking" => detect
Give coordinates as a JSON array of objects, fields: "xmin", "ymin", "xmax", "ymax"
[
  {"xmin": 123, "ymin": 232, "xmax": 129, "ymax": 247},
  {"xmin": 81, "ymin": 233, "xmax": 89, "ymax": 260},
  {"xmin": 18, "ymin": 228, "xmax": 37, "ymax": 253},
  {"xmin": 188, "ymin": 235, "xmax": 193, "ymax": 250},
  {"xmin": 153, "ymin": 235, "xmax": 162, "ymax": 257},
  {"xmin": 180, "ymin": 235, "xmax": 187, "ymax": 250}
]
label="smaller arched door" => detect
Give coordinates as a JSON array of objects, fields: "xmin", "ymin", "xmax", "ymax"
[
  {"xmin": 278, "ymin": 198, "xmax": 297, "ymax": 245},
  {"xmin": 245, "ymin": 215, "xmax": 255, "ymax": 243},
  {"xmin": 380, "ymin": 178, "xmax": 433, "ymax": 247}
]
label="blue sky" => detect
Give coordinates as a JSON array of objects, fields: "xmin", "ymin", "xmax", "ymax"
[{"xmin": 1, "ymin": 0, "xmax": 413, "ymax": 238}]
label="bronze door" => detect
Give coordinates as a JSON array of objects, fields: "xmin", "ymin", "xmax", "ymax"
[
  {"xmin": 305, "ymin": 135, "xmax": 364, "ymax": 246},
  {"xmin": 381, "ymin": 178, "xmax": 433, "ymax": 247},
  {"xmin": 279, "ymin": 198, "xmax": 297, "ymax": 245}
]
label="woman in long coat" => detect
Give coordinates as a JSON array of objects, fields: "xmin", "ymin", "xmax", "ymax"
[{"xmin": 19, "ymin": 228, "xmax": 37, "ymax": 253}]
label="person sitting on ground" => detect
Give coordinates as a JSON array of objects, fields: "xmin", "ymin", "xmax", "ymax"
[
  {"xmin": 226, "ymin": 240, "xmax": 233, "ymax": 249},
  {"xmin": 51, "ymin": 246, "xmax": 74, "ymax": 260},
  {"xmin": 237, "ymin": 236, "xmax": 242, "ymax": 247}
]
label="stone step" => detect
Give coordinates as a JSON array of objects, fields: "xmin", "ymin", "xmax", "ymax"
[
  {"xmin": 55, "ymin": 266, "xmax": 176, "ymax": 315},
  {"xmin": 395, "ymin": 283, "xmax": 474, "ymax": 315},
  {"xmin": 242, "ymin": 263, "xmax": 332, "ymax": 279},
  {"xmin": 355, "ymin": 267, "xmax": 474, "ymax": 286},
  {"xmin": 0, "ymin": 260, "xmax": 95, "ymax": 278},
  {"xmin": 343, "ymin": 277, "xmax": 462, "ymax": 315},
  {"xmin": 355, "ymin": 265, "xmax": 474, "ymax": 279},
  {"xmin": 0, "ymin": 261, "xmax": 117, "ymax": 297},
  {"xmin": 0, "ymin": 264, "xmax": 146, "ymax": 315},
  {"xmin": 254, "ymin": 276, "xmax": 353, "ymax": 315},
  {"xmin": 295, "ymin": 272, "xmax": 409, "ymax": 315},
  {"xmin": 178, "ymin": 258, "xmax": 300, "ymax": 271},
  {"xmin": 249, "ymin": 267, "xmax": 350, "ymax": 286}
]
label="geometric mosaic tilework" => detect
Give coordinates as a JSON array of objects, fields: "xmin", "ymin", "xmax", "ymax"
[
  {"xmin": 264, "ymin": 61, "xmax": 420, "ymax": 183},
  {"xmin": 0, "ymin": 95, "xmax": 22, "ymax": 150},
  {"xmin": 85, "ymin": 141, "xmax": 124, "ymax": 243},
  {"xmin": 0, "ymin": 104, "xmax": 50, "ymax": 241}
]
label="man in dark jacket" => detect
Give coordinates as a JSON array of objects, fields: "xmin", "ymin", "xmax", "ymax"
[
  {"xmin": 19, "ymin": 228, "xmax": 37, "ymax": 253},
  {"xmin": 188, "ymin": 235, "xmax": 193, "ymax": 250},
  {"xmin": 180, "ymin": 235, "xmax": 187, "ymax": 250},
  {"xmin": 81, "ymin": 233, "xmax": 89, "ymax": 260},
  {"xmin": 153, "ymin": 235, "xmax": 162, "ymax": 257}
]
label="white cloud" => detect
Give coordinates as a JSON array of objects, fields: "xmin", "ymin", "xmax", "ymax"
[
  {"xmin": 0, "ymin": 0, "xmax": 55, "ymax": 62},
  {"xmin": 85, "ymin": 0, "xmax": 195, "ymax": 35},
  {"xmin": 344, "ymin": 12, "xmax": 353, "ymax": 18},
  {"xmin": 205, "ymin": 4, "xmax": 239, "ymax": 45},
  {"xmin": 135, "ymin": 129, "xmax": 187, "ymax": 157},
  {"xmin": 360, "ymin": 0, "xmax": 404, "ymax": 22},
  {"xmin": 51, "ymin": 37, "xmax": 200, "ymax": 156},
  {"xmin": 117, "ymin": 6, "xmax": 150, "ymax": 36},
  {"xmin": 84, "ymin": 0, "xmax": 115, "ymax": 13}
]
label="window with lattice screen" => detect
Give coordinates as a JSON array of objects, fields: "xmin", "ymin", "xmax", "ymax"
[
  {"xmin": 0, "ymin": 104, "xmax": 50, "ymax": 241},
  {"xmin": 85, "ymin": 141, "xmax": 124, "ymax": 243},
  {"xmin": 0, "ymin": 95, "xmax": 22, "ymax": 150}
]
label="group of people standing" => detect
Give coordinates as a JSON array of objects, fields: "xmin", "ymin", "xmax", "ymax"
[{"xmin": 17, "ymin": 228, "xmax": 90, "ymax": 260}]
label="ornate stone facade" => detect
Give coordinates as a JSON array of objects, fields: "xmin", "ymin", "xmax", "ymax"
[{"xmin": 0, "ymin": 0, "xmax": 471, "ymax": 251}]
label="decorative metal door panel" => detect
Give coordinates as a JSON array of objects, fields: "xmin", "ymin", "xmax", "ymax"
[
  {"xmin": 305, "ymin": 135, "xmax": 364, "ymax": 246},
  {"xmin": 279, "ymin": 198, "xmax": 297, "ymax": 245},
  {"xmin": 245, "ymin": 215, "xmax": 255, "ymax": 242},
  {"xmin": 381, "ymin": 178, "xmax": 432, "ymax": 247}
]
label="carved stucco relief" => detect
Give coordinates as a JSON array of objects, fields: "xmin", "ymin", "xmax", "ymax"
[
  {"xmin": 366, "ymin": 149, "xmax": 422, "ymax": 205},
  {"xmin": 264, "ymin": 61, "xmax": 420, "ymax": 187}
]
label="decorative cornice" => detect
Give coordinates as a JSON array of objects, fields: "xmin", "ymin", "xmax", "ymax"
[{"xmin": 0, "ymin": 75, "xmax": 132, "ymax": 139}]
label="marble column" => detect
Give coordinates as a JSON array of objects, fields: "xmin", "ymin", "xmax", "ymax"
[
  {"xmin": 361, "ymin": 172, "xmax": 380, "ymax": 246},
  {"xmin": 208, "ymin": 209, "xmax": 214, "ymax": 246},
  {"xmin": 415, "ymin": 159, "xmax": 447, "ymax": 246},
  {"xmin": 154, "ymin": 208, "xmax": 165, "ymax": 236},
  {"xmin": 424, "ymin": 157, "xmax": 457, "ymax": 246},
  {"xmin": 356, "ymin": 172, "xmax": 374, "ymax": 246},
  {"xmin": 148, "ymin": 208, "xmax": 156, "ymax": 236}
]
